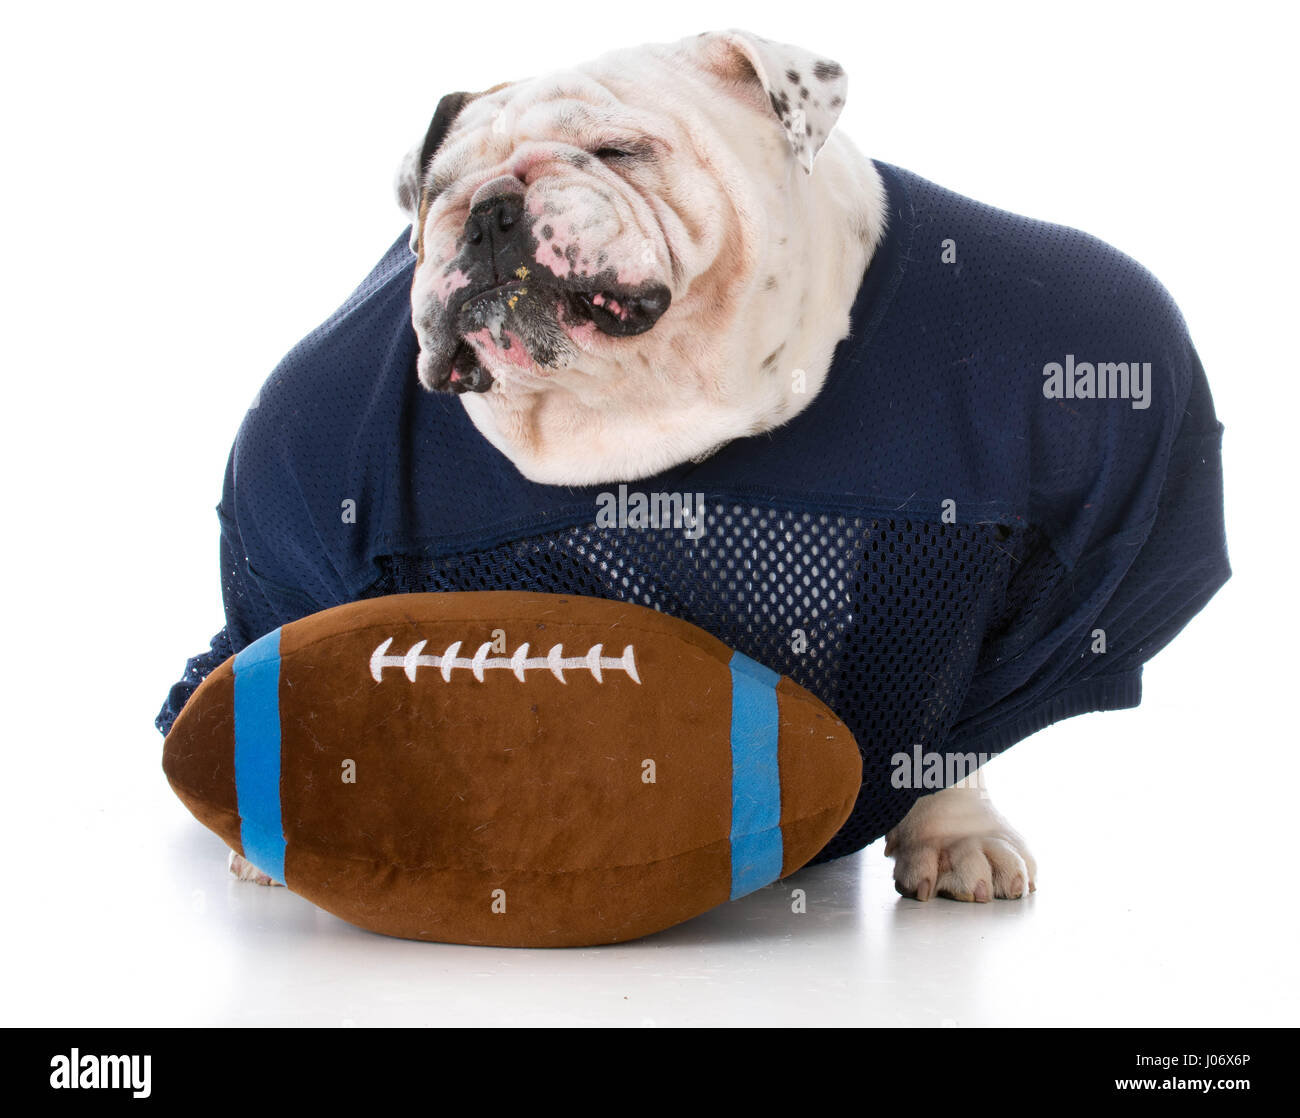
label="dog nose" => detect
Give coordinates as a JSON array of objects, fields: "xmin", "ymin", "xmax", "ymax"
[
  {"xmin": 465, "ymin": 194, "xmax": 523, "ymax": 244},
  {"xmin": 462, "ymin": 188, "xmax": 529, "ymax": 281}
]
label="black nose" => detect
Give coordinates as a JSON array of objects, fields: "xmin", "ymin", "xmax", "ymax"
[{"xmin": 463, "ymin": 194, "xmax": 529, "ymax": 282}]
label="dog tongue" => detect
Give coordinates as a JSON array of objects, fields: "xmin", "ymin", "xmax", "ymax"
[
  {"xmin": 421, "ymin": 331, "xmax": 493, "ymax": 394},
  {"xmin": 447, "ymin": 341, "xmax": 493, "ymax": 393}
]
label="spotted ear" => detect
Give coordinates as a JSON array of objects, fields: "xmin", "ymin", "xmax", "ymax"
[
  {"xmin": 695, "ymin": 29, "xmax": 847, "ymax": 173},
  {"xmin": 394, "ymin": 91, "xmax": 477, "ymax": 250}
]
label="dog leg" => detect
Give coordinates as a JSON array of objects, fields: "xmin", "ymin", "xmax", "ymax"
[
  {"xmin": 885, "ymin": 780, "xmax": 1036, "ymax": 902},
  {"xmin": 227, "ymin": 849, "xmax": 282, "ymax": 886}
]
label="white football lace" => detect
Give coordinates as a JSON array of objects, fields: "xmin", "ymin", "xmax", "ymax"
[{"xmin": 369, "ymin": 639, "xmax": 640, "ymax": 684}]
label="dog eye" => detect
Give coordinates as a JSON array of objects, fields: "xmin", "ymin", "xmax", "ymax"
[{"xmin": 591, "ymin": 139, "xmax": 657, "ymax": 164}]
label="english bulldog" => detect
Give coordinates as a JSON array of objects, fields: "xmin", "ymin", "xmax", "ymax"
[
  {"xmin": 395, "ymin": 30, "xmax": 883, "ymax": 487},
  {"xmin": 229, "ymin": 28, "xmax": 1034, "ymax": 903},
  {"xmin": 381, "ymin": 28, "xmax": 1032, "ymax": 904}
]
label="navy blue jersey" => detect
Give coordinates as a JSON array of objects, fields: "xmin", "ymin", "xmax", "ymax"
[{"xmin": 157, "ymin": 161, "xmax": 1229, "ymax": 861}]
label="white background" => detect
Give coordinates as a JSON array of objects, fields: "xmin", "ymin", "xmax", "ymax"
[{"xmin": 1, "ymin": 1, "xmax": 1295, "ymax": 1026}]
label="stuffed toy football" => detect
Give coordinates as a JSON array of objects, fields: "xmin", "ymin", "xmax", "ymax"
[{"xmin": 163, "ymin": 591, "xmax": 862, "ymax": 947}]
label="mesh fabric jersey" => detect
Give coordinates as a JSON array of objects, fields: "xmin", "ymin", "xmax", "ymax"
[{"xmin": 157, "ymin": 160, "xmax": 1230, "ymax": 863}]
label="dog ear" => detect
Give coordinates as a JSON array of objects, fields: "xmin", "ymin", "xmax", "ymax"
[
  {"xmin": 395, "ymin": 91, "xmax": 476, "ymax": 250},
  {"xmin": 694, "ymin": 29, "xmax": 848, "ymax": 174}
]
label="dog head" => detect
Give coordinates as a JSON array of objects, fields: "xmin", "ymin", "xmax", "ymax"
[{"xmin": 396, "ymin": 29, "xmax": 871, "ymax": 483}]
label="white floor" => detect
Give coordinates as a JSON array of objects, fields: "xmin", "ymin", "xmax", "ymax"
[{"xmin": 8, "ymin": 637, "xmax": 1294, "ymax": 1027}]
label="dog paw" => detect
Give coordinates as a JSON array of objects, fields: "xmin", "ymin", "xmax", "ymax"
[
  {"xmin": 884, "ymin": 786, "xmax": 1036, "ymax": 902},
  {"xmin": 227, "ymin": 850, "xmax": 282, "ymax": 886}
]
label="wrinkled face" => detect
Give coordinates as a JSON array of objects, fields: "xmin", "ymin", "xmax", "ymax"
[
  {"xmin": 410, "ymin": 72, "xmax": 686, "ymax": 395},
  {"xmin": 393, "ymin": 32, "xmax": 858, "ymax": 484}
]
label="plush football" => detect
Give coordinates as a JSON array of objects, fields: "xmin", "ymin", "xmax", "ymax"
[{"xmin": 163, "ymin": 591, "xmax": 862, "ymax": 947}]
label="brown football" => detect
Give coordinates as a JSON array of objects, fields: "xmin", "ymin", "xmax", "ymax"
[{"xmin": 163, "ymin": 591, "xmax": 862, "ymax": 947}]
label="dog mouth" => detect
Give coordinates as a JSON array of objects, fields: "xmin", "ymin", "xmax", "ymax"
[
  {"xmin": 562, "ymin": 285, "xmax": 672, "ymax": 337},
  {"xmin": 428, "ymin": 277, "xmax": 672, "ymax": 395}
]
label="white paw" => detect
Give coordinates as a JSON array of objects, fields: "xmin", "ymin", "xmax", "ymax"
[
  {"xmin": 884, "ymin": 786, "xmax": 1036, "ymax": 903},
  {"xmin": 227, "ymin": 849, "xmax": 282, "ymax": 886}
]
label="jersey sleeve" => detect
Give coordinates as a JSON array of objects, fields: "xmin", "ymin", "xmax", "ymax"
[
  {"xmin": 155, "ymin": 231, "xmax": 417, "ymax": 737},
  {"xmin": 947, "ymin": 309, "xmax": 1229, "ymax": 757},
  {"xmin": 154, "ymin": 231, "xmax": 420, "ymax": 737},
  {"xmin": 153, "ymin": 446, "xmax": 323, "ymax": 737}
]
